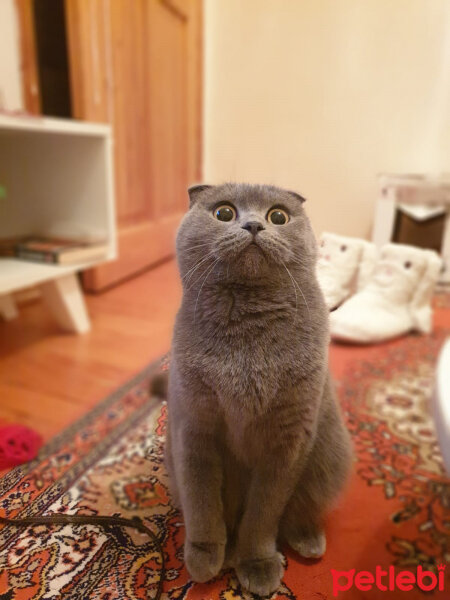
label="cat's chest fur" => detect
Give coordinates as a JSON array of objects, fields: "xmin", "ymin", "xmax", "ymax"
[{"xmin": 178, "ymin": 284, "xmax": 320, "ymax": 413}]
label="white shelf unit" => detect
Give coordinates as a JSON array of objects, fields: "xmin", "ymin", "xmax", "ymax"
[{"xmin": 0, "ymin": 114, "xmax": 116, "ymax": 333}]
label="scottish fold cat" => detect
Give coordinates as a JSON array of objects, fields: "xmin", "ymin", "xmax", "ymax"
[{"xmin": 164, "ymin": 183, "xmax": 351, "ymax": 595}]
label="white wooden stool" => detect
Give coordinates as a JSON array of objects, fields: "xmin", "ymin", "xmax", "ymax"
[{"xmin": 372, "ymin": 174, "xmax": 450, "ymax": 283}]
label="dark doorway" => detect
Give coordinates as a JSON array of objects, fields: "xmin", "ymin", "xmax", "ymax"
[{"xmin": 32, "ymin": 0, "xmax": 72, "ymax": 117}]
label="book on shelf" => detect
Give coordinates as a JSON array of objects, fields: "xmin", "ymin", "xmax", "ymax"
[
  {"xmin": 0, "ymin": 236, "xmax": 108, "ymax": 265},
  {"xmin": 0, "ymin": 238, "xmax": 18, "ymax": 257}
]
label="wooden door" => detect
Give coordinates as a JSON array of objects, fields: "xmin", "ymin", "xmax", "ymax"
[{"xmin": 64, "ymin": 0, "xmax": 202, "ymax": 290}]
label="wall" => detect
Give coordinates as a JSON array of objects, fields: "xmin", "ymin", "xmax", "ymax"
[
  {"xmin": 0, "ymin": 0, "xmax": 23, "ymax": 111},
  {"xmin": 203, "ymin": 0, "xmax": 450, "ymax": 238}
]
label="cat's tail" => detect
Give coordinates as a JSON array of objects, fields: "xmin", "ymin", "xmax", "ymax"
[{"xmin": 150, "ymin": 372, "xmax": 168, "ymax": 400}]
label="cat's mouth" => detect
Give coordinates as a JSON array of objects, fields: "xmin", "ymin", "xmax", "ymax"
[
  {"xmin": 239, "ymin": 239, "xmax": 267, "ymax": 264},
  {"xmin": 244, "ymin": 239, "xmax": 263, "ymax": 252}
]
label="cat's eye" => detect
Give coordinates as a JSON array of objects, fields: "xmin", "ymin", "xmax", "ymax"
[
  {"xmin": 214, "ymin": 204, "xmax": 236, "ymax": 222},
  {"xmin": 404, "ymin": 261, "xmax": 412, "ymax": 269},
  {"xmin": 341, "ymin": 245, "xmax": 347, "ymax": 252},
  {"xmin": 267, "ymin": 208, "xmax": 289, "ymax": 225}
]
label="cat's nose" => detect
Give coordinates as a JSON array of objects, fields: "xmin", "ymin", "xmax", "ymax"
[{"xmin": 242, "ymin": 221, "xmax": 265, "ymax": 235}]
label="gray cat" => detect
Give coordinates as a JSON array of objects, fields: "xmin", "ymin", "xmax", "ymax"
[{"xmin": 164, "ymin": 183, "xmax": 352, "ymax": 596}]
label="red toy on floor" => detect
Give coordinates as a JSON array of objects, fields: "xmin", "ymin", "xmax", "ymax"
[{"xmin": 0, "ymin": 425, "xmax": 42, "ymax": 469}]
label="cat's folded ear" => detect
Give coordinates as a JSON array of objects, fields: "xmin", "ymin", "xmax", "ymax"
[
  {"xmin": 187, "ymin": 184, "xmax": 213, "ymax": 208},
  {"xmin": 287, "ymin": 190, "xmax": 306, "ymax": 204}
]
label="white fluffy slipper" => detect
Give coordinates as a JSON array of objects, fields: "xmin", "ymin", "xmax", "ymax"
[
  {"xmin": 330, "ymin": 243, "xmax": 442, "ymax": 344},
  {"xmin": 316, "ymin": 233, "xmax": 377, "ymax": 310}
]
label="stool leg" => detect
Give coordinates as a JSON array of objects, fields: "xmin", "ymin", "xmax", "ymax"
[
  {"xmin": 0, "ymin": 294, "xmax": 19, "ymax": 321},
  {"xmin": 40, "ymin": 273, "xmax": 90, "ymax": 334}
]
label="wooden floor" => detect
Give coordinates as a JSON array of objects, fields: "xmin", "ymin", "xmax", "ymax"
[{"xmin": 0, "ymin": 259, "xmax": 181, "ymax": 443}]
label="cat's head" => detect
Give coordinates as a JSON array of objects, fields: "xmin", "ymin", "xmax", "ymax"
[{"xmin": 176, "ymin": 183, "xmax": 317, "ymax": 285}]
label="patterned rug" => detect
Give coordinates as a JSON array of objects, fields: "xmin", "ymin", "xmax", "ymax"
[{"xmin": 1, "ymin": 306, "xmax": 450, "ymax": 599}]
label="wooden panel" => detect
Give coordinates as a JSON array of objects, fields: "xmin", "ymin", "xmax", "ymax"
[
  {"xmin": 15, "ymin": 0, "xmax": 41, "ymax": 114},
  {"xmin": 108, "ymin": 0, "xmax": 148, "ymax": 227},
  {"xmin": 185, "ymin": 0, "xmax": 203, "ymax": 184},
  {"xmin": 65, "ymin": 0, "xmax": 203, "ymax": 291},
  {"xmin": 147, "ymin": 0, "xmax": 188, "ymax": 219},
  {"xmin": 65, "ymin": 0, "xmax": 109, "ymax": 123}
]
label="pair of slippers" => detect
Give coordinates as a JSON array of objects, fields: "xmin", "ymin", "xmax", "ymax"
[{"xmin": 316, "ymin": 233, "xmax": 442, "ymax": 344}]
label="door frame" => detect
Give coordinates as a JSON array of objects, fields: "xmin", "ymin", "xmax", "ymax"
[{"xmin": 15, "ymin": 0, "xmax": 41, "ymax": 115}]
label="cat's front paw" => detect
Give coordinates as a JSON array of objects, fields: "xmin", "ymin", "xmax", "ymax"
[
  {"xmin": 184, "ymin": 540, "xmax": 225, "ymax": 583},
  {"xmin": 236, "ymin": 553, "xmax": 284, "ymax": 596},
  {"xmin": 287, "ymin": 529, "xmax": 326, "ymax": 559}
]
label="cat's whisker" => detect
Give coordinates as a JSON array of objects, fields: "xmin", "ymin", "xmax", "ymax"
[
  {"xmin": 182, "ymin": 251, "xmax": 216, "ymax": 284},
  {"xmin": 183, "ymin": 242, "xmax": 213, "ymax": 252},
  {"xmin": 282, "ymin": 260, "xmax": 311, "ymax": 321},
  {"xmin": 280, "ymin": 261, "xmax": 298, "ymax": 323},
  {"xmin": 274, "ymin": 239, "xmax": 291, "ymax": 252},
  {"xmin": 289, "ymin": 256, "xmax": 307, "ymax": 267},
  {"xmin": 186, "ymin": 259, "xmax": 217, "ymax": 291},
  {"xmin": 292, "ymin": 277, "xmax": 311, "ymax": 321},
  {"xmin": 194, "ymin": 258, "xmax": 220, "ymax": 322},
  {"xmin": 217, "ymin": 237, "xmax": 248, "ymax": 254}
]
